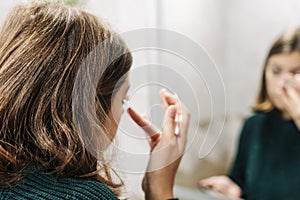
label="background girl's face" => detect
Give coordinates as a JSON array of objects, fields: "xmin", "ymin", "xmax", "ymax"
[
  {"xmin": 265, "ymin": 52, "xmax": 300, "ymax": 113},
  {"xmin": 105, "ymin": 76, "xmax": 130, "ymax": 140}
]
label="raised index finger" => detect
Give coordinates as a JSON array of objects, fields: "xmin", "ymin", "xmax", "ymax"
[{"xmin": 127, "ymin": 108, "xmax": 160, "ymax": 140}]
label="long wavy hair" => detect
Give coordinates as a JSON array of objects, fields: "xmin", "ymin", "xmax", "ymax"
[
  {"xmin": 253, "ymin": 28, "xmax": 300, "ymax": 112},
  {"xmin": 0, "ymin": 1, "xmax": 132, "ymax": 195}
]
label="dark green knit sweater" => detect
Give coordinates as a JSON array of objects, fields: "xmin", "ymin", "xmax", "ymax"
[
  {"xmin": 229, "ymin": 111, "xmax": 300, "ymax": 200},
  {"xmin": 0, "ymin": 170, "xmax": 119, "ymax": 200}
]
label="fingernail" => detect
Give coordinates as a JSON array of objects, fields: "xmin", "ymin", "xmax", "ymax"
[
  {"xmin": 295, "ymin": 74, "xmax": 300, "ymax": 81},
  {"xmin": 175, "ymin": 125, "xmax": 180, "ymax": 136},
  {"xmin": 175, "ymin": 114, "xmax": 182, "ymax": 123},
  {"xmin": 285, "ymin": 79, "xmax": 296, "ymax": 88},
  {"xmin": 175, "ymin": 114, "xmax": 182, "ymax": 136},
  {"xmin": 141, "ymin": 114, "xmax": 148, "ymax": 121},
  {"xmin": 160, "ymin": 88, "xmax": 167, "ymax": 95}
]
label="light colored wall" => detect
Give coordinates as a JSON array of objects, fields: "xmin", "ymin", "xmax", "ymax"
[
  {"xmin": 0, "ymin": 0, "xmax": 20, "ymax": 22},
  {"xmin": 226, "ymin": 0, "xmax": 300, "ymax": 116}
]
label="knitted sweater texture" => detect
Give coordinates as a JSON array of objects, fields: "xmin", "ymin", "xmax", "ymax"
[{"xmin": 0, "ymin": 170, "xmax": 119, "ymax": 200}]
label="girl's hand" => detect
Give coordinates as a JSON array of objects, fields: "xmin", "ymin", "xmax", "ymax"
[
  {"xmin": 198, "ymin": 175, "xmax": 242, "ymax": 199},
  {"xmin": 128, "ymin": 89, "xmax": 190, "ymax": 200},
  {"xmin": 282, "ymin": 75, "xmax": 300, "ymax": 129}
]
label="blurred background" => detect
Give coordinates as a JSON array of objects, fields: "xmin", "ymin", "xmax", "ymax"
[{"xmin": 1, "ymin": 0, "xmax": 300, "ymax": 199}]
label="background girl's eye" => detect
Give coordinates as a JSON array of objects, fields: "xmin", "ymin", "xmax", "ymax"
[{"xmin": 271, "ymin": 67, "xmax": 281, "ymax": 75}]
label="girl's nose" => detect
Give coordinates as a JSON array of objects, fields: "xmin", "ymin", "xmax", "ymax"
[
  {"xmin": 282, "ymin": 73, "xmax": 295, "ymax": 88},
  {"xmin": 276, "ymin": 73, "xmax": 291, "ymax": 88},
  {"xmin": 278, "ymin": 78, "xmax": 285, "ymax": 89},
  {"xmin": 294, "ymin": 73, "xmax": 300, "ymax": 82}
]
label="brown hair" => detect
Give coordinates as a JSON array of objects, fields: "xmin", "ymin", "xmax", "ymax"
[
  {"xmin": 0, "ymin": 1, "xmax": 132, "ymax": 195},
  {"xmin": 253, "ymin": 28, "xmax": 300, "ymax": 112}
]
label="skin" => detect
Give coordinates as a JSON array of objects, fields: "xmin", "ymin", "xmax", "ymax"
[
  {"xmin": 198, "ymin": 51, "xmax": 300, "ymax": 199},
  {"xmin": 198, "ymin": 175, "xmax": 242, "ymax": 199},
  {"xmin": 266, "ymin": 52, "xmax": 300, "ymax": 128},
  {"xmin": 107, "ymin": 77, "xmax": 191, "ymax": 199},
  {"xmin": 106, "ymin": 77, "xmax": 131, "ymax": 140}
]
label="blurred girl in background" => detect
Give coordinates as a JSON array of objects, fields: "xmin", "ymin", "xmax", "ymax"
[{"xmin": 199, "ymin": 27, "xmax": 300, "ymax": 200}]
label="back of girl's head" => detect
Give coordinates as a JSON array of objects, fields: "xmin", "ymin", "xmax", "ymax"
[
  {"xmin": 253, "ymin": 27, "xmax": 300, "ymax": 112},
  {"xmin": 0, "ymin": 0, "xmax": 132, "ymax": 193}
]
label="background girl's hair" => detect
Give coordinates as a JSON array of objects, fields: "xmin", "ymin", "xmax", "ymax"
[
  {"xmin": 0, "ymin": 1, "xmax": 132, "ymax": 195},
  {"xmin": 252, "ymin": 28, "xmax": 300, "ymax": 112}
]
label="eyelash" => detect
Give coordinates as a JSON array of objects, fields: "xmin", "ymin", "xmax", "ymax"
[{"xmin": 270, "ymin": 69, "xmax": 300, "ymax": 75}]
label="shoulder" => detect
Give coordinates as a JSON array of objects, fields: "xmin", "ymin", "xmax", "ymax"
[
  {"xmin": 237, "ymin": 112, "xmax": 269, "ymax": 142},
  {"xmin": 58, "ymin": 177, "xmax": 118, "ymax": 200},
  {"xmin": 245, "ymin": 112, "xmax": 267, "ymax": 123},
  {"xmin": 6, "ymin": 172, "xmax": 118, "ymax": 200},
  {"xmin": 242, "ymin": 112, "xmax": 268, "ymax": 129}
]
